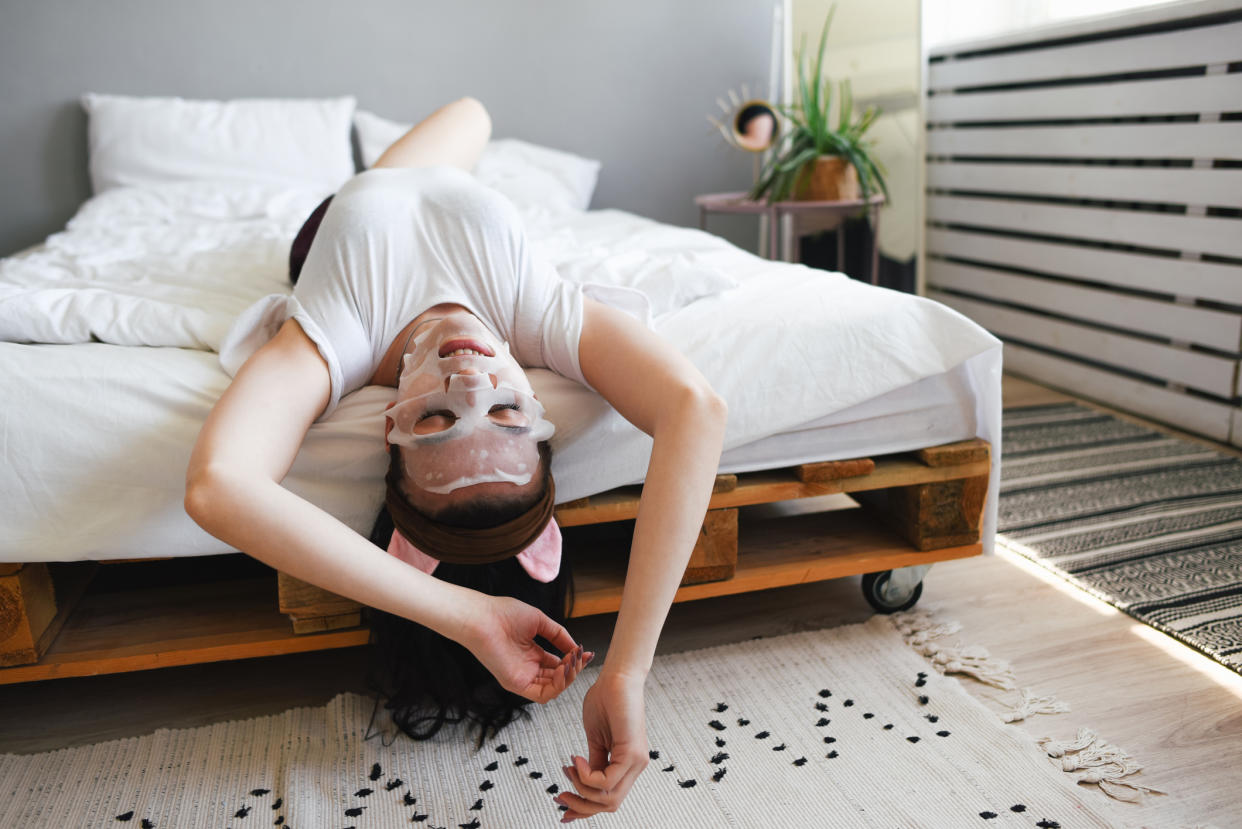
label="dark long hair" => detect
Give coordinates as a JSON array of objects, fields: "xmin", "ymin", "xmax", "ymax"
[{"xmin": 362, "ymin": 441, "xmax": 574, "ymax": 750}]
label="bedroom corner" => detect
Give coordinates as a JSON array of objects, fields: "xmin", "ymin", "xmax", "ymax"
[{"xmin": 0, "ymin": 2, "xmax": 1239, "ymax": 828}]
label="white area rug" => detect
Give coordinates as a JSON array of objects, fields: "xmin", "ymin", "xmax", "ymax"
[{"xmin": 0, "ymin": 610, "xmax": 1180, "ymax": 828}]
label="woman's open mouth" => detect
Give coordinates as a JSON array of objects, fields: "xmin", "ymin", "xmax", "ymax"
[{"xmin": 438, "ymin": 339, "xmax": 494, "ymax": 358}]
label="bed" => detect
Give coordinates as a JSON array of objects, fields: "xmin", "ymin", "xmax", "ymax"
[{"xmin": 0, "ymin": 96, "xmax": 1002, "ymax": 678}]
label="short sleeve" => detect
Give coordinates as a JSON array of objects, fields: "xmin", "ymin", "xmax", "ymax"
[
  {"xmin": 217, "ymin": 292, "xmax": 360, "ymax": 419},
  {"xmin": 514, "ymin": 249, "xmax": 653, "ymax": 394},
  {"xmin": 534, "ymin": 278, "xmax": 590, "ymax": 388}
]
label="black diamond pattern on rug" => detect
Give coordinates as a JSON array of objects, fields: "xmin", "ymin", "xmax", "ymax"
[{"xmin": 1000, "ymin": 401, "xmax": 1242, "ymax": 675}]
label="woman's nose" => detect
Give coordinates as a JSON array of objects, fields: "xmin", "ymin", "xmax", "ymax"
[{"xmin": 447, "ymin": 370, "xmax": 500, "ymax": 390}]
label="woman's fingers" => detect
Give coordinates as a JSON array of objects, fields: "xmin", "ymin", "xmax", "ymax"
[
  {"xmin": 537, "ymin": 614, "xmax": 578, "ymax": 657},
  {"xmin": 556, "ymin": 760, "xmax": 643, "ymax": 821},
  {"xmin": 573, "ymin": 753, "xmax": 626, "ymax": 796},
  {"xmin": 529, "ymin": 641, "xmax": 596, "ymax": 700},
  {"xmin": 561, "ymin": 762, "xmax": 608, "ymax": 800}
]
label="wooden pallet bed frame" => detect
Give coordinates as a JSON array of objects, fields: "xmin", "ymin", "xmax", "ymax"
[{"xmin": 0, "ymin": 438, "xmax": 990, "ymax": 684}]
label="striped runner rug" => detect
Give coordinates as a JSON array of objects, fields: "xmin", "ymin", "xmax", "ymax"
[{"xmin": 998, "ymin": 402, "xmax": 1242, "ymax": 675}]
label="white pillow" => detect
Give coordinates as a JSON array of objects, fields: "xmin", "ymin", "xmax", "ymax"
[
  {"xmin": 475, "ymin": 138, "xmax": 601, "ymax": 213},
  {"xmin": 82, "ymin": 93, "xmax": 357, "ymax": 194},
  {"xmin": 354, "ymin": 109, "xmax": 601, "ymax": 212}
]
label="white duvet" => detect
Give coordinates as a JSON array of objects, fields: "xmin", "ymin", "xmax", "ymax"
[{"xmin": 0, "ymin": 180, "xmax": 1003, "ymax": 562}]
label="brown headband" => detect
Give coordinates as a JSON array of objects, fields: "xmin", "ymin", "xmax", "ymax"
[{"xmin": 385, "ymin": 450, "xmax": 556, "ymax": 565}]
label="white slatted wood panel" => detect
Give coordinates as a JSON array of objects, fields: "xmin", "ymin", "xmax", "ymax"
[
  {"xmin": 930, "ymin": 195, "xmax": 1242, "ymax": 259},
  {"xmin": 928, "ymin": 20, "xmax": 1242, "ymax": 89},
  {"xmin": 926, "ymin": 228, "xmax": 1242, "ymax": 306},
  {"xmin": 927, "ymin": 73, "xmax": 1241, "ymax": 123},
  {"xmin": 929, "ymin": 290, "xmax": 1237, "ymax": 397},
  {"xmin": 1003, "ymin": 343, "xmax": 1235, "ymax": 443},
  {"xmin": 927, "ymin": 260, "xmax": 1242, "ymax": 352},
  {"xmin": 926, "ymin": 123, "xmax": 1242, "ymax": 161},
  {"xmin": 925, "ymin": 4, "xmax": 1242, "ymax": 447},
  {"xmin": 927, "ymin": 162, "xmax": 1242, "ymax": 208}
]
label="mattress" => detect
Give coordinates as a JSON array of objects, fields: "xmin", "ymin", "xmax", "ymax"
[
  {"xmin": 0, "ymin": 179, "xmax": 1003, "ymax": 563},
  {"xmin": 0, "ymin": 342, "xmax": 998, "ymax": 563}
]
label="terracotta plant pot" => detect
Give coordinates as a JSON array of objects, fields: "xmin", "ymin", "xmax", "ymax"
[{"xmin": 793, "ymin": 155, "xmax": 861, "ymax": 201}]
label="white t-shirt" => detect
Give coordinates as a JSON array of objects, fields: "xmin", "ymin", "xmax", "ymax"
[{"xmin": 219, "ymin": 166, "xmax": 593, "ymax": 418}]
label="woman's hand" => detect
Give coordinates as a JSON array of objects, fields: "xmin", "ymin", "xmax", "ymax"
[
  {"xmin": 463, "ymin": 594, "xmax": 594, "ymax": 704},
  {"xmin": 555, "ymin": 671, "xmax": 650, "ymax": 823}
]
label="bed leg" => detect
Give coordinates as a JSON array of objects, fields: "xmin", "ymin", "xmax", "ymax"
[
  {"xmin": 865, "ymin": 475, "xmax": 989, "ymax": 551},
  {"xmin": 276, "ymin": 573, "xmax": 363, "ymax": 634},
  {"xmin": 0, "ymin": 563, "xmax": 58, "ymax": 667},
  {"xmin": 681, "ymin": 508, "xmax": 739, "ymax": 585}
]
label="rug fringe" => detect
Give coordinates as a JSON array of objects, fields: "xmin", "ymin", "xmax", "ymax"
[
  {"xmin": 890, "ymin": 608, "xmax": 1166, "ymax": 805},
  {"xmin": 890, "ymin": 609, "xmax": 1019, "ymax": 691},
  {"xmin": 1037, "ymin": 728, "xmax": 1168, "ymax": 803},
  {"xmin": 1001, "ymin": 688, "xmax": 1072, "ymax": 724}
]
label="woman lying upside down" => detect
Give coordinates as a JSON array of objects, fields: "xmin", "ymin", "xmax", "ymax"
[{"xmin": 185, "ymin": 97, "xmax": 727, "ymax": 822}]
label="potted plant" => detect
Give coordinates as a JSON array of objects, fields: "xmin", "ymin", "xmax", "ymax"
[{"xmin": 748, "ymin": 8, "xmax": 889, "ymax": 204}]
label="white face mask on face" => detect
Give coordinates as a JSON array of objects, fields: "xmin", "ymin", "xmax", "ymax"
[{"xmin": 386, "ymin": 331, "xmax": 554, "ymax": 494}]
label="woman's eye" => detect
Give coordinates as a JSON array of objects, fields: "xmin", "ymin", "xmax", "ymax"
[
  {"xmin": 413, "ymin": 410, "xmax": 456, "ymax": 434},
  {"xmin": 488, "ymin": 403, "xmax": 528, "ymax": 426}
]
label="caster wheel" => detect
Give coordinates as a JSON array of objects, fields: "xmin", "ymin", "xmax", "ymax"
[{"xmin": 861, "ymin": 570, "xmax": 923, "ymax": 614}]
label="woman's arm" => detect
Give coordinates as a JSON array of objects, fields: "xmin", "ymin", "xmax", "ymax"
[
  {"xmin": 555, "ymin": 297, "xmax": 727, "ymax": 819},
  {"xmin": 372, "ymin": 96, "xmax": 492, "ymax": 172},
  {"xmin": 185, "ymin": 318, "xmax": 485, "ymax": 643},
  {"xmin": 578, "ymin": 297, "xmax": 729, "ymax": 681},
  {"xmin": 188, "ymin": 319, "xmax": 587, "ymax": 702}
]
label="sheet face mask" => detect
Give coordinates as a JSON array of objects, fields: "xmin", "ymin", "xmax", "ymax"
[{"xmin": 386, "ymin": 336, "xmax": 555, "ymax": 494}]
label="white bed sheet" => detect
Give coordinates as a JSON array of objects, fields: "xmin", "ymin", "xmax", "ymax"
[{"xmin": 0, "ymin": 180, "xmax": 1003, "ymax": 563}]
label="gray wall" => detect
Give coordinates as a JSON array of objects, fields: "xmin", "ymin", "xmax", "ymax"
[{"xmin": 0, "ymin": 0, "xmax": 773, "ymax": 255}]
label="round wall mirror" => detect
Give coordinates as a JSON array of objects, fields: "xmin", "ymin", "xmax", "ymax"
[{"xmin": 732, "ymin": 100, "xmax": 779, "ymax": 152}]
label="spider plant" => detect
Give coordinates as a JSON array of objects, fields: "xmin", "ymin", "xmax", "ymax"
[{"xmin": 748, "ymin": 7, "xmax": 889, "ymax": 204}]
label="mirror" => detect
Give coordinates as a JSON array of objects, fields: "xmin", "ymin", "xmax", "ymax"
[
  {"xmin": 708, "ymin": 87, "xmax": 781, "ymax": 155},
  {"xmin": 733, "ymin": 100, "xmax": 780, "ymax": 152}
]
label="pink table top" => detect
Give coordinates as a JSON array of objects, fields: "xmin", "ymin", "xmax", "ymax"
[{"xmin": 695, "ymin": 191, "xmax": 884, "ymax": 214}]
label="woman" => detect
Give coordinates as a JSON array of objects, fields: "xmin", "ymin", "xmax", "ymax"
[{"xmin": 186, "ymin": 97, "xmax": 727, "ymax": 823}]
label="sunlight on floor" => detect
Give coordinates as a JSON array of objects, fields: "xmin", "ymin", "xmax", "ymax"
[
  {"xmin": 1127, "ymin": 624, "xmax": 1242, "ymax": 702},
  {"xmin": 993, "ymin": 537, "xmax": 1119, "ymax": 618},
  {"xmin": 995, "ymin": 536, "xmax": 1242, "ymax": 700}
]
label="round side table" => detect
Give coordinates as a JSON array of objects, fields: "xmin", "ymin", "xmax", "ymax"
[{"xmin": 695, "ymin": 191, "xmax": 885, "ymax": 284}]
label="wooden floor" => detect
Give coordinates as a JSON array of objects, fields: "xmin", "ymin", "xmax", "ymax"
[{"xmin": 1, "ymin": 372, "xmax": 1239, "ymax": 827}]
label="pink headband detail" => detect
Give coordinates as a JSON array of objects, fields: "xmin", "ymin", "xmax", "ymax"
[{"xmin": 386, "ymin": 517, "xmax": 562, "ymax": 583}]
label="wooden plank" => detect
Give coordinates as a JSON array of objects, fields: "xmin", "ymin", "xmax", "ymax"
[
  {"xmin": 930, "ymin": 290, "xmax": 1238, "ymax": 398},
  {"xmin": 927, "ymin": 259, "xmax": 1242, "ymax": 352},
  {"xmin": 927, "ymin": 162, "xmax": 1242, "ymax": 210},
  {"xmin": 277, "ymin": 572, "xmax": 363, "ymax": 634},
  {"xmin": 926, "ymin": 122, "xmax": 1242, "ymax": 162},
  {"xmin": 0, "ymin": 564, "xmax": 58, "ymax": 667},
  {"xmin": 872, "ymin": 475, "xmax": 989, "ymax": 551},
  {"xmin": 926, "ymin": 228, "xmax": 1242, "ymax": 306},
  {"xmin": 928, "ymin": 20, "xmax": 1242, "ymax": 90},
  {"xmin": 0, "ymin": 577, "xmax": 368, "ymax": 685},
  {"xmin": 927, "ymin": 73, "xmax": 1241, "ymax": 123},
  {"xmin": 0, "ymin": 564, "xmax": 21, "ymax": 577},
  {"xmin": 681, "ymin": 508, "xmax": 738, "ymax": 585},
  {"xmin": 928, "ymin": 194, "xmax": 1242, "ymax": 259},
  {"xmin": 566, "ymin": 508, "xmax": 980, "ymax": 618},
  {"xmin": 712, "ymin": 473, "xmax": 738, "ymax": 493},
  {"xmin": 915, "ymin": 438, "xmax": 989, "ymax": 467},
  {"xmin": 1003, "ymin": 342, "xmax": 1234, "ymax": 443},
  {"xmin": 796, "ymin": 458, "xmax": 875, "ymax": 482},
  {"xmin": 927, "ymin": 0, "xmax": 1242, "ymax": 57},
  {"xmin": 554, "ymin": 452, "xmax": 991, "ymax": 527},
  {"xmin": 291, "ymin": 612, "xmax": 363, "ymax": 635}
]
